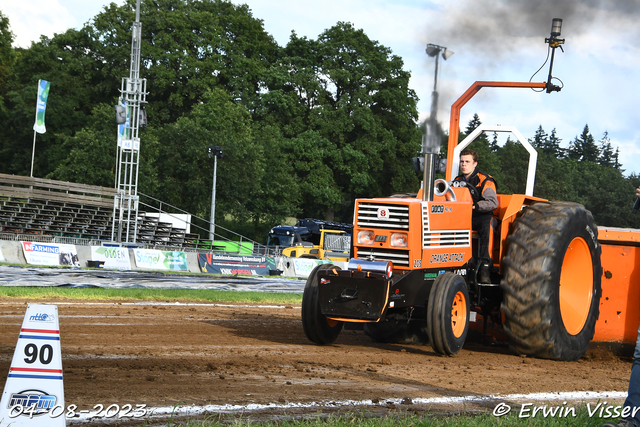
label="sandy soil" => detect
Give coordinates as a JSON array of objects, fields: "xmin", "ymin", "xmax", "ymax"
[{"xmin": 0, "ymin": 299, "xmax": 633, "ymax": 424}]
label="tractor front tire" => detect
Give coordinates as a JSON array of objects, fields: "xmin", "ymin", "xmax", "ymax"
[
  {"xmin": 302, "ymin": 264, "xmax": 343, "ymax": 344},
  {"xmin": 427, "ymin": 272, "xmax": 470, "ymax": 355},
  {"xmin": 500, "ymin": 201, "xmax": 601, "ymax": 361},
  {"xmin": 364, "ymin": 319, "xmax": 429, "ymax": 345}
]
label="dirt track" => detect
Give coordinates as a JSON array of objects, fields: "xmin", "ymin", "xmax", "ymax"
[{"xmin": 0, "ymin": 299, "xmax": 633, "ymax": 424}]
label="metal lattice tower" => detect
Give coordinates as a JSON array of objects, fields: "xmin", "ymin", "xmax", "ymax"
[{"xmin": 112, "ymin": 0, "xmax": 147, "ymax": 243}]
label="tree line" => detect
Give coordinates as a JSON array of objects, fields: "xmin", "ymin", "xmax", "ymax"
[
  {"xmin": 461, "ymin": 114, "xmax": 640, "ymax": 229},
  {"xmin": 0, "ymin": 0, "xmax": 638, "ymax": 240}
]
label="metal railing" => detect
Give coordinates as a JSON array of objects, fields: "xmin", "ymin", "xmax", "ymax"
[
  {"xmin": 0, "ymin": 232, "xmax": 105, "ymax": 247},
  {"xmin": 138, "ymin": 192, "xmax": 274, "ymax": 255},
  {"xmin": 0, "ymin": 191, "xmax": 280, "ymax": 257}
]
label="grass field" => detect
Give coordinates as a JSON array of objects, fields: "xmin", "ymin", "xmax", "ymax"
[
  {"xmin": 153, "ymin": 406, "xmax": 621, "ymax": 426},
  {"xmin": 0, "ymin": 286, "xmax": 303, "ymax": 305}
]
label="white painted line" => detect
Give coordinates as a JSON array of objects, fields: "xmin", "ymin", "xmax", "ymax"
[
  {"xmin": 66, "ymin": 391, "xmax": 629, "ymax": 424},
  {"xmin": 0, "ymin": 301, "xmax": 300, "ymax": 309}
]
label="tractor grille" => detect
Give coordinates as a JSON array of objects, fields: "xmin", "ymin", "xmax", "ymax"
[
  {"xmin": 421, "ymin": 203, "xmax": 470, "ymax": 248},
  {"xmin": 357, "ymin": 202, "xmax": 409, "ymax": 230},
  {"xmin": 422, "ymin": 202, "xmax": 430, "ymax": 231},
  {"xmin": 423, "ymin": 230, "xmax": 471, "ymax": 248},
  {"xmin": 355, "ymin": 247, "xmax": 410, "ymax": 267}
]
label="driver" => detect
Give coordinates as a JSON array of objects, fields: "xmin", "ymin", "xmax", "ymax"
[{"xmin": 453, "ymin": 149, "xmax": 498, "ymax": 282}]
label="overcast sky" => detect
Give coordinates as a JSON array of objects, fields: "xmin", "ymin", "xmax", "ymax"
[{"xmin": 4, "ymin": 0, "xmax": 640, "ymax": 175}]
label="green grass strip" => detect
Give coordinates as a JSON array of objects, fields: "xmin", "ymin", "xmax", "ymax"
[
  {"xmin": 0, "ymin": 287, "xmax": 302, "ymax": 305},
  {"xmin": 157, "ymin": 406, "xmax": 625, "ymax": 426}
]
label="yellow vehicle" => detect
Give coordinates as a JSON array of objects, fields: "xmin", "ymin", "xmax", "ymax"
[
  {"xmin": 267, "ymin": 219, "xmax": 352, "ymax": 262},
  {"xmin": 282, "ymin": 228, "xmax": 351, "ymax": 262}
]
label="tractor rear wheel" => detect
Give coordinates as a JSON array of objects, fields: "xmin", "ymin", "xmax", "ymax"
[
  {"xmin": 302, "ymin": 264, "xmax": 343, "ymax": 344},
  {"xmin": 427, "ymin": 272, "xmax": 470, "ymax": 355},
  {"xmin": 500, "ymin": 201, "xmax": 601, "ymax": 361},
  {"xmin": 364, "ymin": 319, "xmax": 429, "ymax": 345}
]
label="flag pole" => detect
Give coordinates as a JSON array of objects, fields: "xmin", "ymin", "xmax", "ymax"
[{"xmin": 30, "ymin": 130, "xmax": 36, "ymax": 177}]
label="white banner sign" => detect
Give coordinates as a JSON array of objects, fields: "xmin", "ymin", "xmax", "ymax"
[
  {"xmin": 90, "ymin": 247, "xmax": 131, "ymax": 270},
  {"xmin": 21, "ymin": 242, "xmax": 79, "ymax": 267},
  {"xmin": 290, "ymin": 258, "xmax": 349, "ymax": 278},
  {"xmin": 133, "ymin": 249, "xmax": 189, "ymax": 271}
]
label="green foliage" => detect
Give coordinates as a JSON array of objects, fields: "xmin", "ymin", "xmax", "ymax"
[
  {"xmin": 460, "ymin": 116, "xmax": 640, "ymax": 228},
  {"xmin": 459, "ymin": 114, "xmax": 503, "ymax": 185},
  {"xmin": 48, "ymin": 103, "xmax": 120, "ymax": 186},
  {"xmin": 0, "ymin": 10, "xmax": 15, "ymax": 95},
  {"xmin": 568, "ymin": 125, "xmax": 599, "ymax": 163},
  {"xmin": 259, "ymin": 22, "xmax": 421, "ymax": 220},
  {"xmin": 0, "ymin": 286, "xmax": 303, "ymax": 304},
  {"xmin": 1, "ymin": 1, "xmax": 640, "ymax": 237},
  {"xmin": 147, "ymin": 88, "xmax": 299, "ymax": 240},
  {"xmin": 97, "ymin": 405, "xmax": 629, "ymax": 426}
]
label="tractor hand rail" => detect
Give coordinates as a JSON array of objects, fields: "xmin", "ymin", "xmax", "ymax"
[{"xmin": 445, "ymin": 81, "xmax": 546, "ymax": 181}]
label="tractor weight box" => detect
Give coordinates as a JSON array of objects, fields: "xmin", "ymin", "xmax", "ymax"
[{"xmin": 317, "ymin": 269, "xmax": 390, "ymax": 321}]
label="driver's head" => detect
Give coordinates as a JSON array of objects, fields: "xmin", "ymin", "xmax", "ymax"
[{"xmin": 460, "ymin": 149, "xmax": 478, "ymax": 177}]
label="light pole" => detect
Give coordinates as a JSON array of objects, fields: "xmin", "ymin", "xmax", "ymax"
[
  {"xmin": 207, "ymin": 146, "xmax": 223, "ymax": 241},
  {"xmin": 421, "ymin": 43, "xmax": 453, "ymax": 201}
]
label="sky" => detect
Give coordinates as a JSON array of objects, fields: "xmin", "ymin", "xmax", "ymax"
[{"xmin": 3, "ymin": 0, "xmax": 640, "ymax": 174}]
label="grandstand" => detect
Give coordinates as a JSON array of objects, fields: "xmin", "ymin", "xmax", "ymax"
[{"xmin": 0, "ymin": 173, "xmax": 260, "ymax": 253}]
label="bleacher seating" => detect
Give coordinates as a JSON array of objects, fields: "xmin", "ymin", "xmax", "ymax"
[{"xmin": 0, "ymin": 173, "xmax": 251, "ymax": 252}]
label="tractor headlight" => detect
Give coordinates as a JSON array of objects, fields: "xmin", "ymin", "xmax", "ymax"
[
  {"xmin": 390, "ymin": 233, "xmax": 408, "ymax": 247},
  {"xmin": 357, "ymin": 230, "xmax": 375, "ymax": 245}
]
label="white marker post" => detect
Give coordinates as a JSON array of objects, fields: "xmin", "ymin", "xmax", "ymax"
[{"xmin": 0, "ymin": 304, "xmax": 65, "ymax": 426}]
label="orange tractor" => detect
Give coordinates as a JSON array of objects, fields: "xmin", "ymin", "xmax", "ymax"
[{"xmin": 301, "ymin": 23, "xmax": 640, "ymax": 361}]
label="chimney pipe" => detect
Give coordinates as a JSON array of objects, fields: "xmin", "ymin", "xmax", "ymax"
[{"xmin": 422, "ymin": 153, "xmax": 437, "ymax": 201}]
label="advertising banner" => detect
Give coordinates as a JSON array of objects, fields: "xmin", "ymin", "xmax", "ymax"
[
  {"xmin": 21, "ymin": 242, "xmax": 79, "ymax": 266},
  {"xmin": 117, "ymin": 100, "xmax": 128, "ymax": 147},
  {"xmin": 291, "ymin": 258, "xmax": 321, "ymax": 277},
  {"xmin": 90, "ymin": 246, "xmax": 131, "ymax": 270},
  {"xmin": 33, "ymin": 80, "xmax": 51, "ymax": 134},
  {"xmin": 133, "ymin": 249, "xmax": 188, "ymax": 271},
  {"xmin": 198, "ymin": 253, "xmax": 275, "ymax": 276}
]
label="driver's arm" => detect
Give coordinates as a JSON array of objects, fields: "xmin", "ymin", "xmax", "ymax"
[{"xmin": 477, "ymin": 181, "xmax": 498, "ymax": 212}]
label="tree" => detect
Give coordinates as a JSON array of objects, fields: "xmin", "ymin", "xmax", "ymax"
[
  {"xmin": 548, "ymin": 128, "xmax": 565, "ymax": 158},
  {"xmin": 597, "ymin": 131, "xmax": 621, "ymax": 170},
  {"xmin": 497, "ymin": 136, "xmax": 528, "ymax": 194},
  {"xmin": 568, "ymin": 125, "xmax": 598, "ymax": 163},
  {"xmin": 490, "ymin": 132, "xmax": 499, "ymax": 153},
  {"xmin": 48, "ymin": 103, "xmax": 122, "ymax": 187},
  {"xmin": 89, "ymin": 0, "xmax": 280, "ymax": 122},
  {"xmin": 0, "ymin": 10, "xmax": 15, "ymax": 97},
  {"xmin": 259, "ymin": 22, "xmax": 421, "ymax": 220},
  {"xmin": 530, "ymin": 125, "xmax": 548, "ymax": 151},
  {"xmin": 459, "ymin": 114, "xmax": 502, "ymax": 184},
  {"xmin": 463, "ymin": 113, "xmax": 479, "ymax": 133},
  {"xmin": 150, "ymin": 88, "xmax": 298, "ymax": 239},
  {"xmin": 0, "ymin": 26, "xmax": 110, "ymax": 176}
]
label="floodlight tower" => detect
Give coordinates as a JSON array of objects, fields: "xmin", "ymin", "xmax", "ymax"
[{"xmin": 112, "ymin": 0, "xmax": 148, "ymax": 243}]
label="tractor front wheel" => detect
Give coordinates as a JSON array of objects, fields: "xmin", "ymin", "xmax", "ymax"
[
  {"xmin": 427, "ymin": 272, "xmax": 470, "ymax": 355},
  {"xmin": 301, "ymin": 264, "xmax": 343, "ymax": 344},
  {"xmin": 500, "ymin": 201, "xmax": 601, "ymax": 361}
]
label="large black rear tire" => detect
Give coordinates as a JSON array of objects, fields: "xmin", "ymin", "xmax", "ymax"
[
  {"xmin": 500, "ymin": 201, "xmax": 602, "ymax": 361},
  {"xmin": 302, "ymin": 264, "xmax": 344, "ymax": 344},
  {"xmin": 427, "ymin": 272, "xmax": 470, "ymax": 355},
  {"xmin": 363, "ymin": 319, "xmax": 429, "ymax": 345}
]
